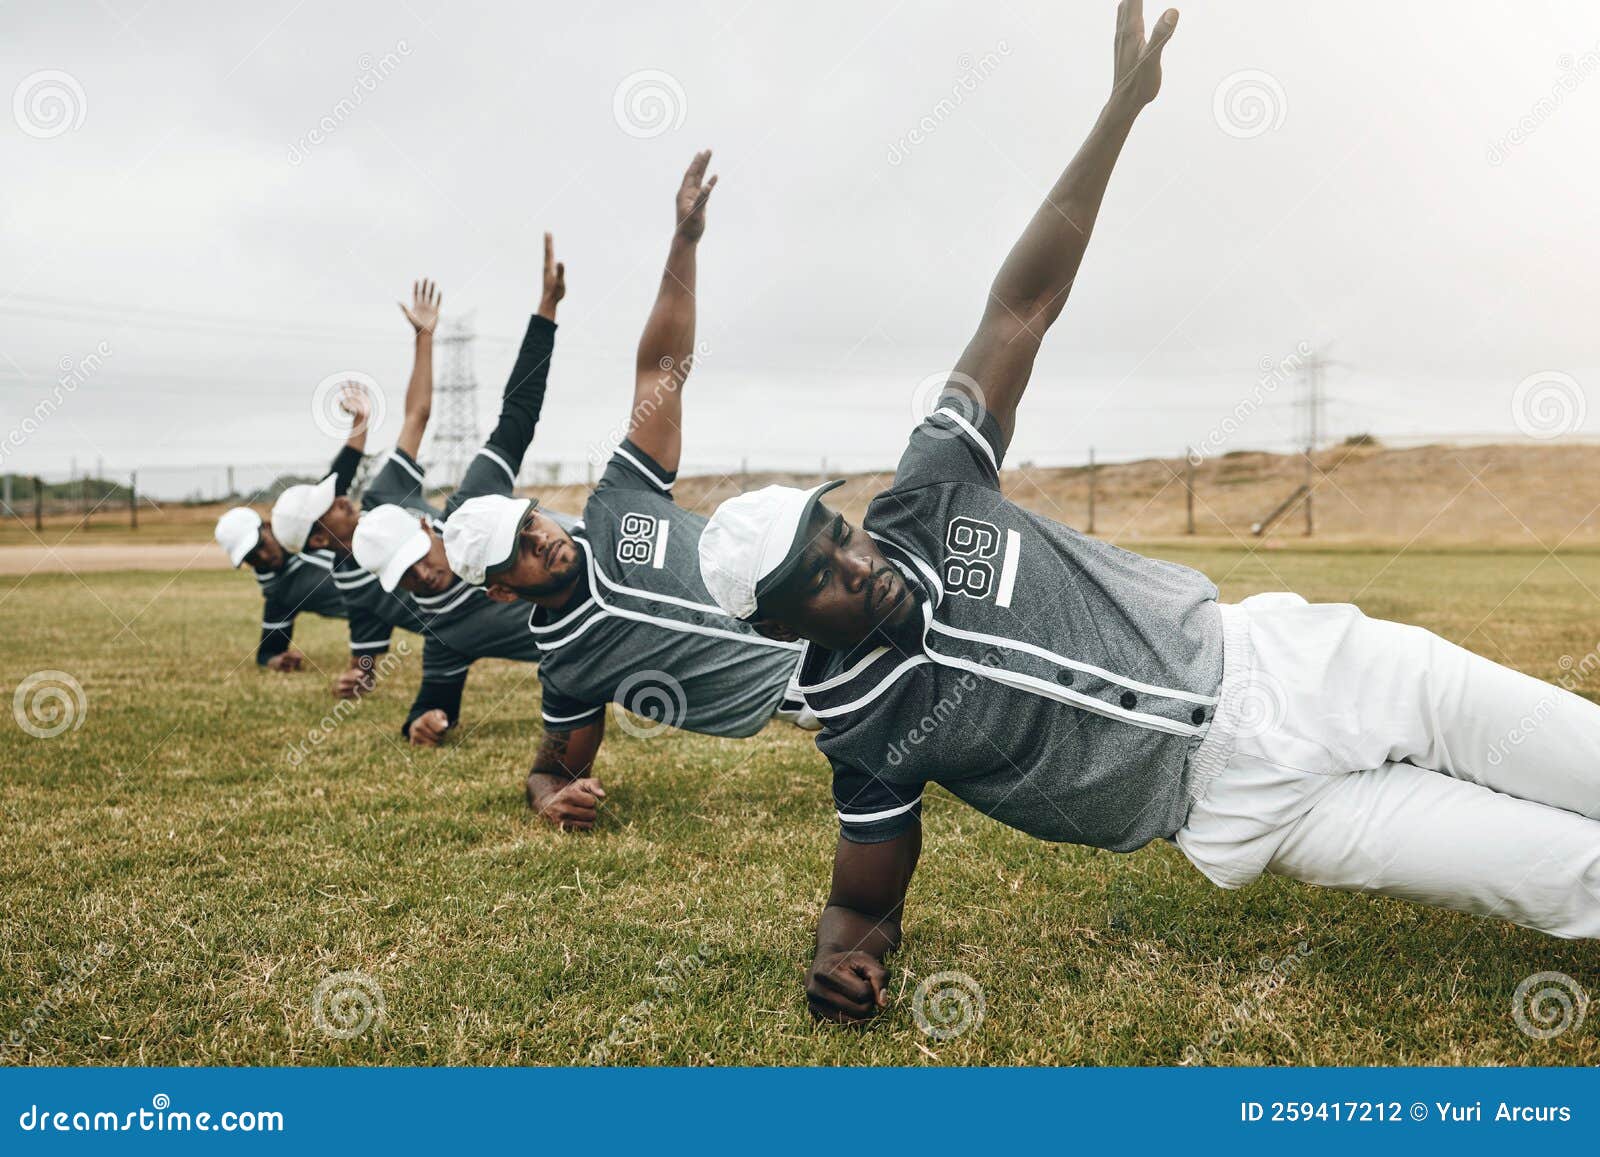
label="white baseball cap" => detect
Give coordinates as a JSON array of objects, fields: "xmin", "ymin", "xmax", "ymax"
[
  {"xmin": 270, "ymin": 472, "xmax": 338, "ymax": 554},
  {"xmin": 354, "ymin": 503, "xmax": 434, "ymax": 592},
  {"xmin": 699, "ymin": 480, "xmax": 844, "ymax": 621},
  {"xmin": 444, "ymin": 494, "xmax": 535, "ymax": 587},
  {"xmin": 214, "ymin": 506, "xmax": 262, "ymax": 567}
]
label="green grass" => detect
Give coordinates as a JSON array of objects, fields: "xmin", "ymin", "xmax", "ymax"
[{"xmin": 2, "ymin": 545, "xmax": 1598, "ymax": 1066}]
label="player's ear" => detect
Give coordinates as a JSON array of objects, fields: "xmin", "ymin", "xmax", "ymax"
[
  {"xmin": 484, "ymin": 582, "xmax": 519, "ymax": 604},
  {"xmin": 752, "ymin": 619, "xmax": 801, "ymax": 644},
  {"xmin": 306, "ymin": 527, "xmax": 331, "ymax": 551}
]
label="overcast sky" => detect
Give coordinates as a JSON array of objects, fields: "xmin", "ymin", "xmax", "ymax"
[{"xmin": 5, "ymin": 0, "xmax": 1600, "ymax": 492}]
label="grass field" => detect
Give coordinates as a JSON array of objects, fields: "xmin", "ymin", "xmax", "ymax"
[{"xmin": 3, "ymin": 544, "xmax": 1598, "ymax": 1066}]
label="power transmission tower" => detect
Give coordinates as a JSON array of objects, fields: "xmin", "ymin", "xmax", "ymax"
[
  {"xmin": 430, "ymin": 317, "xmax": 481, "ymax": 489},
  {"xmin": 1295, "ymin": 349, "xmax": 1330, "ymax": 536}
]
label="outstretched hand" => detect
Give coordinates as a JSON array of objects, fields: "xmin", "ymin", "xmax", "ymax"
[
  {"xmin": 1112, "ymin": 1, "xmax": 1178, "ymax": 112},
  {"xmin": 674, "ymin": 149, "xmax": 717, "ymax": 242},
  {"xmin": 538, "ymin": 232, "xmax": 565, "ymax": 320},
  {"xmin": 399, "ymin": 278, "xmax": 442, "ymax": 335}
]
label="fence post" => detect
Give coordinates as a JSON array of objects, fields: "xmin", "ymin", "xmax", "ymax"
[
  {"xmin": 226, "ymin": 465, "xmax": 235, "ymax": 498},
  {"xmin": 82, "ymin": 470, "xmax": 90, "ymax": 530},
  {"xmin": 1184, "ymin": 448, "xmax": 1196, "ymax": 535},
  {"xmin": 34, "ymin": 476, "xmax": 43, "ymax": 532},
  {"xmin": 129, "ymin": 471, "xmax": 138, "ymax": 530},
  {"xmin": 1087, "ymin": 447, "xmax": 1096, "ymax": 535}
]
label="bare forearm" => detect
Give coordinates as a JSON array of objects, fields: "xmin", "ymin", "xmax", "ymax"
[
  {"xmin": 990, "ymin": 98, "xmax": 1138, "ymax": 318},
  {"xmin": 396, "ymin": 331, "xmax": 434, "ymax": 457},
  {"xmin": 815, "ymin": 903, "xmax": 901, "ymax": 960},
  {"xmin": 635, "ymin": 234, "xmax": 698, "ymax": 377}
]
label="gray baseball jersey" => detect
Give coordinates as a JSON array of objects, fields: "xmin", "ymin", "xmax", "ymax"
[
  {"xmin": 332, "ymin": 446, "xmax": 438, "ymax": 656},
  {"xmin": 531, "ymin": 439, "xmax": 803, "ymax": 735},
  {"xmin": 255, "ymin": 548, "xmax": 345, "ymax": 664},
  {"xmin": 801, "ymin": 399, "xmax": 1224, "ymax": 852}
]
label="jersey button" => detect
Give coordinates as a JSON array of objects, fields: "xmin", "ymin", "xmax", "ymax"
[
  {"xmin": 1191, "ymin": 707, "xmax": 1206, "ymax": 725},
  {"xmin": 1119, "ymin": 690, "xmax": 1137, "ymax": 709},
  {"xmin": 647, "ymin": 601, "xmax": 661, "ymax": 614},
  {"xmin": 1055, "ymin": 669, "xmax": 1074, "ymax": 686}
]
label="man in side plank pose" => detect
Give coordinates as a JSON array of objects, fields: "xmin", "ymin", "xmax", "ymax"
[
  {"xmin": 271, "ymin": 280, "xmax": 446, "ymax": 699},
  {"xmin": 698, "ymin": 1, "xmax": 1600, "ymax": 1025},
  {"xmin": 441, "ymin": 153, "xmax": 816, "ymax": 830},
  {"xmin": 351, "ymin": 235, "xmax": 575, "ymax": 745},
  {"xmin": 212, "ymin": 383, "xmax": 371, "ymax": 672}
]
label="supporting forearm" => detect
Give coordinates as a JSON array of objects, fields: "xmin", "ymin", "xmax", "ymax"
[
  {"xmin": 815, "ymin": 902, "xmax": 902, "ymax": 960},
  {"xmin": 989, "ymin": 99, "xmax": 1139, "ymax": 320}
]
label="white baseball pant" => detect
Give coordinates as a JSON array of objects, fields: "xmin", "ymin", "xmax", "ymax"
[{"xmin": 1178, "ymin": 593, "xmax": 1600, "ymax": 939}]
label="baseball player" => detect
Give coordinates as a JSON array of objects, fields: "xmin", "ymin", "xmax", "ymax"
[
  {"xmin": 350, "ymin": 234, "xmax": 574, "ymax": 745},
  {"xmin": 211, "ymin": 382, "xmax": 371, "ymax": 670},
  {"xmin": 441, "ymin": 152, "xmax": 816, "ymax": 830},
  {"xmin": 698, "ymin": 1, "xmax": 1600, "ymax": 1026},
  {"xmin": 271, "ymin": 279, "xmax": 445, "ymax": 699}
]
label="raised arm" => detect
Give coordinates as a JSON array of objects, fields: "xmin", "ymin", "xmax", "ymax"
[
  {"xmin": 626, "ymin": 150, "xmax": 717, "ymax": 475},
  {"xmin": 327, "ymin": 380, "xmax": 373, "ymax": 494},
  {"xmin": 395, "ymin": 278, "xmax": 442, "ymax": 459},
  {"xmin": 805, "ymin": 828, "xmax": 922, "ymax": 1024},
  {"xmin": 951, "ymin": 1, "xmax": 1177, "ymax": 449}
]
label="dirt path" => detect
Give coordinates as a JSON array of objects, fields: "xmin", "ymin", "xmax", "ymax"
[{"xmin": 0, "ymin": 542, "xmax": 231, "ymax": 576}]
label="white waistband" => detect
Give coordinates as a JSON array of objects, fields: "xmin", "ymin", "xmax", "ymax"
[{"xmin": 1184, "ymin": 602, "xmax": 1254, "ymax": 806}]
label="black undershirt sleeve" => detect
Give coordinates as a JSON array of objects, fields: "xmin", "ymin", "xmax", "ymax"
[{"xmin": 329, "ymin": 444, "xmax": 364, "ymax": 496}]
